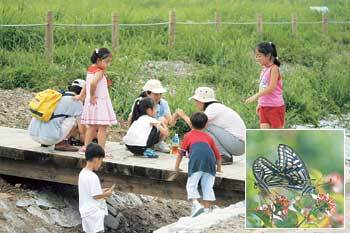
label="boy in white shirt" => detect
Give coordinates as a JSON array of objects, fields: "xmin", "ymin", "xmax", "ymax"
[{"xmin": 78, "ymin": 143, "xmax": 113, "ymax": 233}]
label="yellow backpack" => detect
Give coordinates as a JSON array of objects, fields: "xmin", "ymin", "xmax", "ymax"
[{"xmin": 29, "ymin": 89, "xmax": 63, "ymax": 122}]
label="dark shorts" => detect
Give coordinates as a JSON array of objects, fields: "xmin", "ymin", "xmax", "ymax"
[
  {"xmin": 259, "ymin": 105, "xmax": 285, "ymax": 128},
  {"xmin": 126, "ymin": 127, "xmax": 160, "ymax": 155}
]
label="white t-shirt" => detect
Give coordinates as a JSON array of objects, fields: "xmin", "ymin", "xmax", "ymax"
[
  {"xmin": 204, "ymin": 103, "xmax": 246, "ymax": 140},
  {"xmin": 78, "ymin": 168, "xmax": 107, "ymax": 218},
  {"xmin": 123, "ymin": 115, "xmax": 159, "ymax": 147}
]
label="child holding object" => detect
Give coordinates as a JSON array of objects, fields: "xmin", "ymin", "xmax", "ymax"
[
  {"xmin": 123, "ymin": 97, "xmax": 169, "ymax": 158},
  {"xmin": 174, "ymin": 112, "xmax": 222, "ymax": 217},
  {"xmin": 78, "ymin": 143, "xmax": 113, "ymax": 233}
]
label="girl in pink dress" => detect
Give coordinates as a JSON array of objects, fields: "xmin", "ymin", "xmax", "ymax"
[{"xmin": 79, "ymin": 48, "xmax": 118, "ymax": 154}]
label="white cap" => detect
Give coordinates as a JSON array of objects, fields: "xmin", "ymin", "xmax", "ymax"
[
  {"xmin": 71, "ymin": 79, "xmax": 86, "ymax": 88},
  {"xmin": 143, "ymin": 79, "xmax": 167, "ymax": 94},
  {"xmin": 189, "ymin": 87, "xmax": 217, "ymax": 103}
]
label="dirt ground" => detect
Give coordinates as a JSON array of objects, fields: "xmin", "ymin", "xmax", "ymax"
[{"xmin": 0, "ymin": 88, "xmax": 190, "ymax": 233}]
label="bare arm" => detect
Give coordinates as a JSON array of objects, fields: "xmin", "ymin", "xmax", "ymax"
[
  {"xmin": 73, "ymin": 85, "xmax": 86, "ymax": 102},
  {"xmin": 176, "ymin": 109, "xmax": 192, "ymax": 128},
  {"xmin": 93, "ymin": 189, "xmax": 112, "ymax": 200},
  {"xmin": 216, "ymin": 159, "xmax": 222, "ymax": 173},
  {"xmin": 90, "ymin": 71, "xmax": 104, "ymax": 97},
  {"xmin": 245, "ymin": 66, "xmax": 280, "ymax": 104}
]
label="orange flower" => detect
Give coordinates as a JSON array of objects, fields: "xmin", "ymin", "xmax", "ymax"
[
  {"xmin": 316, "ymin": 193, "xmax": 336, "ymax": 216},
  {"xmin": 273, "ymin": 195, "xmax": 290, "ymax": 216},
  {"xmin": 257, "ymin": 204, "xmax": 273, "ymax": 217}
]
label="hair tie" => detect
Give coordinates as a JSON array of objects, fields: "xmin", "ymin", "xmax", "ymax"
[
  {"xmin": 276, "ymin": 56, "xmax": 279, "ymax": 60},
  {"xmin": 95, "ymin": 48, "xmax": 99, "ymax": 54}
]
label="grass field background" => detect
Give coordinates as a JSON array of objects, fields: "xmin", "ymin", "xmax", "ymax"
[{"xmin": 1, "ymin": 0, "xmax": 350, "ymax": 130}]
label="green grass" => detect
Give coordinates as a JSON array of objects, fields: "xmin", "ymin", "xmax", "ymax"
[{"xmin": 1, "ymin": 0, "xmax": 350, "ymax": 129}]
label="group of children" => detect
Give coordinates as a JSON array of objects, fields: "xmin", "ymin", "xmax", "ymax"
[{"xmin": 78, "ymin": 41, "xmax": 284, "ymax": 232}]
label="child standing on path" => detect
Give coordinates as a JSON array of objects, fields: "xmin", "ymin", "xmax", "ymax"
[
  {"xmin": 80, "ymin": 48, "xmax": 118, "ymax": 155},
  {"xmin": 123, "ymin": 97, "xmax": 169, "ymax": 158},
  {"xmin": 245, "ymin": 42, "xmax": 285, "ymax": 129},
  {"xmin": 174, "ymin": 112, "xmax": 222, "ymax": 217},
  {"xmin": 78, "ymin": 143, "xmax": 112, "ymax": 233}
]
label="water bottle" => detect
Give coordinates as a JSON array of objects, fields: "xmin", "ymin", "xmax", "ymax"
[{"xmin": 171, "ymin": 133, "xmax": 180, "ymax": 155}]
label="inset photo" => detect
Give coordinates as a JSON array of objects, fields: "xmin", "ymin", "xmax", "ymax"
[{"xmin": 246, "ymin": 129, "xmax": 345, "ymax": 229}]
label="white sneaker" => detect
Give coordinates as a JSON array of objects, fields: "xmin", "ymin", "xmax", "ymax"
[
  {"xmin": 154, "ymin": 141, "xmax": 170, "ymax": 153},
  {"xmin": 190, "ymin": 203, "xmax": 204, "ymax": 217},
  {"xmin": 203, "ymin": 208, "xmax": 211, "ymax": 214}
]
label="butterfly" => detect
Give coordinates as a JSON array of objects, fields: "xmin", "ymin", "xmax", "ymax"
[
  {"xmin": 275, "ymin": 144, "xmax": 315, "ymax": 195},
  {"xmin": 252, "ymin": 156, "xmax": 290, "ymax": 194},
  {"xmin": 252, "ymin": 144, "xmax": 315, "ymax": 195}
]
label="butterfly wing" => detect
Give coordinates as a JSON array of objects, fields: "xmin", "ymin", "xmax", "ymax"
[
  {"xmin": 276, "ymin": 144, "xmax": 315, "ymax": 194},
  {"xmin": 252, "ymin": 156, "xmax": 289, "ymax": 193}
]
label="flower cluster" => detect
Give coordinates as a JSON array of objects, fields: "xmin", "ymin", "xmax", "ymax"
[
  {"xmin": 273, "ymin": 195, "xmax": 291, "ymax": 216},
  {"xmin": 256, "ymin": 195, "xmax": 292, "ymax": 220},
  {"xmin": 257, "ymin": 204, "xmax": 273, "ymax": 217},
  {"xmin": 314, "ymin": 193, "xmax": 336, "ymax": 216}
]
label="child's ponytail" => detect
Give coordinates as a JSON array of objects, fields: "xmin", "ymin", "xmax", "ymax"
[
  {"xmin": 256, "ymin": 42, "xmax": 281, "ymax": 67},
  {"xmin": 130, "ymin": 97, "xmax": 155, "ymax": 124},
  {"xmin": 90, "ymin": 48, "xmax": 111, "ymax": 64},
  {"xmin": 269, "ymin": 42, "xmax": 281, "ymax": 67}
]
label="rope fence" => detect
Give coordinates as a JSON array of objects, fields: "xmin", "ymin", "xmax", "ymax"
[
  {"xmin": 0, "ymin": 10, "xmax": 349, "ymax": 62},
  {"xmin": 2, "ymin": 20, "xmax": 350, "ymax": 27}
]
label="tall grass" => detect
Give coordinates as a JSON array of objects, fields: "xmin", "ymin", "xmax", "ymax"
[{"xmin": 0, "ymin": 0, "xmax": 350, "ymax": 129}]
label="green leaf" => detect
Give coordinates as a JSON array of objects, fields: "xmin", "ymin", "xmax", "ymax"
[
  {"xmin": 247, "ymin": 210, "xmax": 272, "ymax": 228},
  {"xmin": 274, "ymin": 212, "xmax": 298, "ymax": 228}
]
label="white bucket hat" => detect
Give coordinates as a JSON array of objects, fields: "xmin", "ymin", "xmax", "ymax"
[
  {"xmin": 143, "ymin": 79, "xmax": 167, "ymax": 94},
  {"xmin": 71, "ymin": 79, "xmax": 86, "ymax": 88},
  {"xmin": 189, "ymin": 87, "xmax": 217, "ymax": 103}
]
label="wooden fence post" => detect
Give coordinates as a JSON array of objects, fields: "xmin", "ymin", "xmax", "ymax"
[
  {"xmin": 256, "ymin": 13, "xmax": 263, "ymax": 35},
  {"xmin": 215, "ymin": 11, "xmax": 221, "ymax": 32},
  {"xmin": 45, "ymin": 11, "xmax": 54, "ymax": 63},
  {"xmin": 112, "ymin": 12, "xmax": 119, "ymax": 53},
  {"xmin": 168, "ymin": 9, "xmax": 176, "ymax": 48},
  {"xmin": 322, "ymin": 13, "xmax": 328, "ymax": 34},
  {"xmin": 291, "ymin": 14, "xmax": 297, "ymax": 38}
]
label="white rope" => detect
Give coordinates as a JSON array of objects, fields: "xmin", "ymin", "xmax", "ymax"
[
  {"xmin": 120, "ymin": 22, "xmax": 168, "ymax": 26},
  {"xmin": 221, "ymin": 22, "xmax": 256, "ymax": 25},
  {"xmin": 264, "ymin": 21, "xmax": 291, "ymax": 25},
  {"xmin": 0, "ymin": 20, "xmax": 349, "ymax": 28},
  {"xmin": 297, "ymin": 21, "xmax": 323, "ymax": 24},
  {"xmin": 329, "ymin": 21, "xmax": 350, "ymax": 24},
  {"xmin": 0, "ymin": 24, "xmax": 46, "ymax": 27},
  {"xmin": 177, "ymin": 21, "xmax": 216, "ymax": 25},
  {"xmin": 55, "ymin": 23, "xmax": 112, "ymax": 27}
]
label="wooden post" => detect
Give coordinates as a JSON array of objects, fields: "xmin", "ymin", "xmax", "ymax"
[
  {"xmin": 291, "ymin": 14, "xmax": 297, "ymax": 38},
  {"xmin": 256, "ymin": 13, "xmax": 263, "ymax": 35},
  {"xmin": 111, "ymin": 12, "xmax": 119, "ymax": 53},
  {"xmin": 45, "ymin": 11, "xmax": 54, "ymax": 63},
  {"xmin": 322, "ymin": 13, "xmax": 328, "ymax": 34},
  {"xmin": 168, "ymin": 9, "xmax": 176, "ymax": 48},
  {"xmin": 215, "ymin": 11, "xmax": 221, "ymax": 32}
]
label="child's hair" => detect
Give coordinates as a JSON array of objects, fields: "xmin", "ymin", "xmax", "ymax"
[
  {"xmin": 85, "ymin": 143, "xmax": 105, "ymax": 161},
  {"xmin": 68, "ymin": 85, "xmax": 82, "ymax": 95},
  {"xmin": 130, "ymin": 97, "xmax": 155, "ymax": 124},
  {"xmin": 139, "ymin": 90, "xmax": 152, "ymax": 98},
  {"xmin": 256, "ymin": 42, "xmax": 281, "ymax": 67},
  {"xmin": 190, "ymin": 112, "xmax": 208, "ymax": 130},
  {"xmin": 90, "ymin": 48, "xmax": 111, "ymax": 64}
]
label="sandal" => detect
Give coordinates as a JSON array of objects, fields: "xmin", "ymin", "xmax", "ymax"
[{"xmin": 143, "ymin": 148, "xmax": 159, "ymax": 158}]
